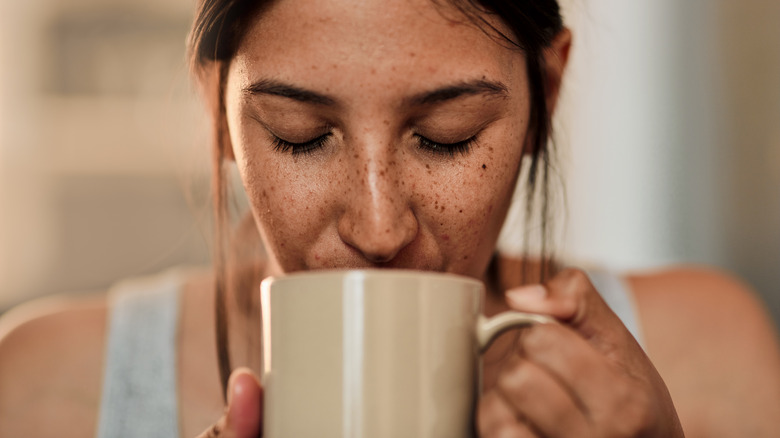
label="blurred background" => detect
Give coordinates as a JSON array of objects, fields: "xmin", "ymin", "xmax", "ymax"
[{"xmin": 0, "ymin": 0, "xmax": 778, "ymax": 331}]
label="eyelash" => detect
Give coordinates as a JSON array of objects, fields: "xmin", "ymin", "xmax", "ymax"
[
  {"xmin": 270, "ymin": 133, "xmax": 477, "ymax": 157},
  {"xmin": 414, "ymin": 134, "xmax": 476, "ymax": 157},
  {"xmin": 271, "ymin": 133, "xmax": 332, "ymax": 156}
]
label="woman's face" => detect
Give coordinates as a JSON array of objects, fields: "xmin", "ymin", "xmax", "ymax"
[{"xmin": 224, "ymin": 0, "xmax": 531, "ymax": 280}]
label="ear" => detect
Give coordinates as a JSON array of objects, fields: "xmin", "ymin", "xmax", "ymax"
[{"xmin": 542, "ymin": 28, "xmax": 572, "ymax": 118}]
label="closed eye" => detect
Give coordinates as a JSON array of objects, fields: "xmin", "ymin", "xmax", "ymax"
[
  {"xmin": 271, "ymin": 133, "xmax": 333, "ymax": 156},
  {"xmin": 270, "ymin": 132, "xmax": 476, "ymax": 157},
  {"xmin": 414, "ymin": 134, "xmax": 476, "ymax": 157}
]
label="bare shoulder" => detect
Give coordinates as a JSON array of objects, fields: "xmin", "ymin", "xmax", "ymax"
[
  {"xmin": 627, "ymin": 265, "xmax": 778, "ymax": 346},
  {"xmin": 0, "ymin": 292, "xmax": 108, "ymax": 438},
  {"xmin": 627, "ymin": 266, "xmax": 780, "ymax": 437}
]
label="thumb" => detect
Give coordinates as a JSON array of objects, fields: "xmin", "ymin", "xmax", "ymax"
[
  {"xmin": 505, "ymin": 268, "xmax": 625, "ymax": 341},
  {"xmin": 225, "ymin": 368, "xmax": 263, "ymax": 437}
]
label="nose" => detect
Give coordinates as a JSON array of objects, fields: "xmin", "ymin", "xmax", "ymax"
[{"xmin": 337, "ymin": 153, "xmax": 417, "ymax": 263}]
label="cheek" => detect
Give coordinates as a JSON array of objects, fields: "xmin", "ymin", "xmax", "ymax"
[
  {"xmin": 237, "ymin": 155, "xmax": 334, "ymax": 267},
  {"xmin": 420, "ymin": 147, "xmax": 522, "ymax": 272},
  {"xmin": 227, "ymin": 107, "xmax": 336, "ymax": 262}
]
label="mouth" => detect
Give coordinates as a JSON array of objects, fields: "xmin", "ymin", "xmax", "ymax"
[
  {"xmin": 307, "ymin": 260, "xmax": 445, "ymax": 273},
  {"xmin": 304, "ymin": 249, "xmax": 445, "ymax": 273}
]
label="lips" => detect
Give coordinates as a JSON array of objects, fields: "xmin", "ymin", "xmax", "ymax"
[{"xmin": 302, "ymin": 243, "xmax": 445, "ymax": 273}]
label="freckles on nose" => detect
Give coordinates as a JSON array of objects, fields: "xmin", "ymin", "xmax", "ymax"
[{"xmin": 337, "ymin": 157, "xmax": 417, "ymax": 263}]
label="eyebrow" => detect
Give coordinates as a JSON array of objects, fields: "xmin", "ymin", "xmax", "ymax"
[
  {"xmin": 242, "ymin": 78, "xmax": 508, "ymax": 107},
  {"xmin": 408, "ymin": 80, "xmax": 508, "ymax": 106},
  {"xmin": 244, "ymin": 79, "xmax": 336, "ymax": 106}
]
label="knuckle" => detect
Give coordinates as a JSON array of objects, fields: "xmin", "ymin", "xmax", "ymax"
[
  {"xmin": 549, "ymin": 268, "xmax": 596, "ymax": 319},
  {"xmin": 625, "ymin": 392, "xmax": 655, "ymax": 432},
  {"xmin": 520, "ymin": 322, "xmax": 557, "ymax": 355},
  {"xmin": 566, "ymin": 268, "xmax": 592, "ymax": 297},
  {"xmin": 496, "ymin": 359, "xmax": 533, "ymax": 395},
  {"xmin": 604, "ymin": 382, "xmax": 655, "ymax": 436},
  {"xmin": 477, "ymin": 392, "xmax": 515, "ymax": 437},
  {"xmin": 558, "ymin": 267, "xmax": 590, "ymax": 286}
]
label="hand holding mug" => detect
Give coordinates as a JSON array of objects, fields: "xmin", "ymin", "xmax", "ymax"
[
  {"xmin": 197, "ymin": 269, "xmax": 559, "ymax": 438},
  {"xmin": 478, "ymin": 268, "xmax": 684, "ymax": 437}
]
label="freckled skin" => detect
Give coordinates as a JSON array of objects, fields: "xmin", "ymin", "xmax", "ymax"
[{"xmin": 224, "ymin": 0, "xmax": 531, "ymax": 280}]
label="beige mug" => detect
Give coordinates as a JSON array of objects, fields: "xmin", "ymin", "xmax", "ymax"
[{"xmin": 260, "ymin": 269, "xmax": 552, "ymax": 438}]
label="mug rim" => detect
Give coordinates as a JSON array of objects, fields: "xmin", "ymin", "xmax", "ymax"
[{"xmin": 261, "ymin": 268, "xmax": 484, "ymax": 289}]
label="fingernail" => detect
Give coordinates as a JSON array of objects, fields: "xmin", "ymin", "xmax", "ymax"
[
  {"xmin": 227, "ymin": 368, "xmax": 248, "ymax": 406},
  {"xmin": 506, "ymin": 284, "xmax": 547, "ymax": 306}
]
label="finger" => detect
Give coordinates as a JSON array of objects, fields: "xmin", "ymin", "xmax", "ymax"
[
  {"xmin": 519, "ymin": 327, "xmax": 667, "ymax": 438},
  {"xmin": 494, "ymin": 357, "xmax": 591, "ymax": 438},
  {"xmin": 197, "ymin": 368, "xmax": 263, "ymax": 438},
  {"xmin": 518, "ymin": 322, "xmax": 636, "ymax": 418},
  {"xmin": 478, "ymin": 391, "xmax": 539, "ymax": 438},
  {"xmin": 506, "ymin": 268, "xmax": 630, "ymax": 345},
  {"xmin": 225, "ymin": 368, "xmax": 263, "ymax": 437}
]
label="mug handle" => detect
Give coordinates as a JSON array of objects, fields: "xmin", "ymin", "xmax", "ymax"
[{"xmin": 477, "ymin": 312, "xmax": 555, "ymax": 352}]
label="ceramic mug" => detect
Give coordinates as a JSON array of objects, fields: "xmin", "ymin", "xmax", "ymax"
[{"xmin": 260, "ymin": 269, "xmax": 552, "ymax": 438}]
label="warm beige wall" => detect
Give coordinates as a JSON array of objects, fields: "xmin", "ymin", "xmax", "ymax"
[{"xmin": 0, "ymin": 0, "xmax": 211, "ymax": 310}]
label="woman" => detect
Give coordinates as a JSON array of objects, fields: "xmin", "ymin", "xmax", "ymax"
[{"xmin": 1, "ymin": 0, "xmax": 779, "ymax": 436}]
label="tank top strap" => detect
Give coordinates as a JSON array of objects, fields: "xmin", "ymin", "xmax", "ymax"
[
  {"xmin": 586, "ymin": 269, "xmax": 644, "ymax": 348},
  {"xmin": 96, "ymin": 269, "xmax": 183, "ymax": 438}
]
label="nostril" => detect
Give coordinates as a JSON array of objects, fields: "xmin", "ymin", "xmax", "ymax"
[
  {"xmin": 338, "ymin": 211, "xmax": 418, "ymax": 265},
  {"xmin": 341, "ymin": 237, "xmax": 404, "ymax": 264},
  {"xmin": 363, "ymin": 251, "xmax": 396, "ymax": 264}
]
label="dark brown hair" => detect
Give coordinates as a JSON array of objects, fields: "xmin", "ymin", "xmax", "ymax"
[{"xmin": 187, "ymin": 0, "xmax": 564, "ymax": 398}]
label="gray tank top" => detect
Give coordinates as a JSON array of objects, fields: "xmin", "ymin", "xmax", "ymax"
[
  {"xmin": 95, "ymin": 269, "xmax": 642, "ymax": 437},
  {"xmin": 96, "ymin": 270, "xmax": 181, "ymax": 438}
]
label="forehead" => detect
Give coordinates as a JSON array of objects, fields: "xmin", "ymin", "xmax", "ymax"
[{"xmin": 231, "ymin": 0, "xmax": 524, "ymax": 95}]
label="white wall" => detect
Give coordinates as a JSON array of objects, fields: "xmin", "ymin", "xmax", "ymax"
[
  {"xmin": 549, "ymin": 0, "xmax": 780, "ymax": 324},
  {"xmin": 560, "ymin": 0, "xmax": 683, "ymax": 269},
  {"xmin": 0, "ymin": 0, "xmax": 211, "ymax": 309}
]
